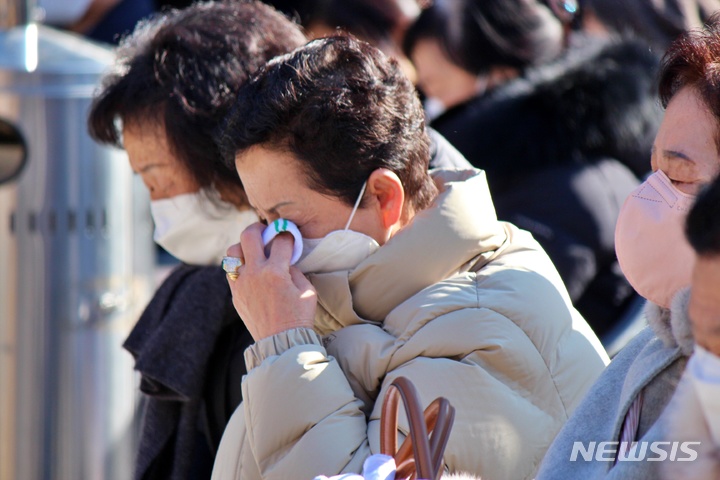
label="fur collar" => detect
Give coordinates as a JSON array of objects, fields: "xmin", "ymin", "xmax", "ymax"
[{"xmin": 645, "ymin": 287, "xmax": 694, "ymax": 356}]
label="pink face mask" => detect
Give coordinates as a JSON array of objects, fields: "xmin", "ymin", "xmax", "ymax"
[{"xmin": 615, "ymin": 170, "xmax": 697, "ymax": 308}]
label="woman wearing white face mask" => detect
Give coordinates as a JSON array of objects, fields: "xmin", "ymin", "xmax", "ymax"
[
  {"xmin": 124, "ymin": 126, "xmax": 259, "ymax": 266},
  {"xmin": 86, "ymin": 3, "xmax": 308, "ymax": 479},
  {"xmin": 211, "ymin": 35, "xmax": 608, "ymax": 480},
  {"xmin": 537, "ymin": 17, "xmax": 720, "ymax": 480}
]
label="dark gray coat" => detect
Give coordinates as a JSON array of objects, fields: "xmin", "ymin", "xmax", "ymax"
[
  {"xmin": 431, "ymin": 38, "xmax": 662, "ymax": 338},
  {"xmin": 124, "ymin": 265, "xmax": 253, "ymax": 480}
]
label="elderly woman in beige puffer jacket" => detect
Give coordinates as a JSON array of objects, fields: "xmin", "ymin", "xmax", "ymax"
[{"xmin": 210, "ymin": 35, "xmax": 608, "ymax": 480}]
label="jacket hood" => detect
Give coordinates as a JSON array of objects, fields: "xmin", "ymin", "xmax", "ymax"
[
  {"xmin": 432, "ymin": 37, "xmax": 663, "ymax": 191},
  {"xmin": 309, "ymin": 168, "xmax": 507, "ymax": 333}
]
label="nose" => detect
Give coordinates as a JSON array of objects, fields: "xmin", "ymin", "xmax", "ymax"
[{"xmin": 650, "ymin": 153, "xmax": 662, "ymax": 174}]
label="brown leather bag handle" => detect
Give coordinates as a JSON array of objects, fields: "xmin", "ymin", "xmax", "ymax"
[{"xmin": 380, "ymin": 377, "xmax": 456, "ymax": 480}]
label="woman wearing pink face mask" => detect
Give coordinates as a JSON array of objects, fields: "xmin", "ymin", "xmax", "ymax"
[{"xmin": 537, "ymin": 15, "xmax": 720, "ymax": 480}]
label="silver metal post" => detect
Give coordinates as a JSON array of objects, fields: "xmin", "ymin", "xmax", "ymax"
[{"xmin": 0, "ymin": 5, "xmax": 155, "ymax": 478}]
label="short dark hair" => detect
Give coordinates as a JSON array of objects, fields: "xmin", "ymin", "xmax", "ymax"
[
  {"xmin": 216, "ymin": 35, "xmax": 437, "ymax": 211},
  {"xmin": 659, "ymin": 13, "xmax": 720, "ymax": 152},
  {"xmin": 87, "ymin": 1, "xmax": 306, "ymax": 201},
  {"xmin": 686, "ymin": 174, "xmax": 720, "ymax": 256},
  {"xmin": 402, "ymin": 0, "xmax": 563, "ymax": 75}
]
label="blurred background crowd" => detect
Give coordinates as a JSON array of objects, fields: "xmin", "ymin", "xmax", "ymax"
[
  {"xmin": 46, "ymin": 0, "xmax": 720, "ymax": 346},
  {"xmin": 3, "ymin": 0, "xmax": 720, "ymax": 479}
]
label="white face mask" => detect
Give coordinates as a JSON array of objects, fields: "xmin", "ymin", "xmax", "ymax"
[
  {"xmin": 296, "ymin": 182, "xmax": 380, "ymax": 274},
  {"xmin": 151, "ymin": 190, "xmax": 257, "ymax": 265}
]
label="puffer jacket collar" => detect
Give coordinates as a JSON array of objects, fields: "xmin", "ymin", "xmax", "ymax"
[{"xmin": 309, "ymin": 169, "xmax": 507, "ymax": 333}]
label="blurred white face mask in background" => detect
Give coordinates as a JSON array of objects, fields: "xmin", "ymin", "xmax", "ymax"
[
  {"xmin": 423, "ymin": 97, "xmax": 447, "ymax": 122},
  {"xmin": 151, "ymin": 190, "xmax": 257, "ymax": 265}
]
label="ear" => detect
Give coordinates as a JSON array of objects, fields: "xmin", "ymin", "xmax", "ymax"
[{"xmin": 367, "ymin": 168, "xmax": 405, "ymax": 229}]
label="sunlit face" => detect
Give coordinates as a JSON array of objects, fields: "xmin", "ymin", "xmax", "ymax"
[
  {"xmin": 123, "ymin": 120, "xmax": 199, "ymax": 200},
  {"xmin": 651, "ymin": 87, "xmax": 720, "ymax": 195},
  {"xmin": 410, "ymin": 38, "xmax": 481, "ymax": 109},
  {"xmin": 688, "ymin": 254, "xmax": 720, "ymax": 353},
  {"xmin": 234, "ymin": 145, "xmax": 387, "ymax": 242}
]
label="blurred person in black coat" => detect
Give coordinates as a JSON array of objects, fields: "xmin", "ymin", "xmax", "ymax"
[
  {"xmin": 582, "ymin": 0, "xmax": 720, "ymax": 55},
  {"xmin": 404, "ymin": 0, "xmax": 663, "ymax": 339}
]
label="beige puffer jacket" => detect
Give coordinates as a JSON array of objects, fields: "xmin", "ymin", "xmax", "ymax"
[{"xmin": 212, "ymin": 169, "xmax": 609, "ymax": 480}]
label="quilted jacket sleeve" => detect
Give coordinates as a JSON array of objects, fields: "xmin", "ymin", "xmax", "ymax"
[{"xmin": 225, "ymin": 327, "xmax": 373, "ymax": 480}]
